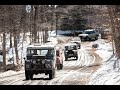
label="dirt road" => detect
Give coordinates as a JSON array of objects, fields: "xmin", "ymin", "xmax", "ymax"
[{"xmin": 0, "ymin": 41, "xmax": 102, "ymax": 85}]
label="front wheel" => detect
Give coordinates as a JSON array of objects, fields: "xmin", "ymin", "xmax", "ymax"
[
  {"xmin": 60, "ymin": 64, "xmax": 63, "ymax": 69},
  {"xmin": 65, "ymin": 57, "xmax": 68, "ymax": 61},
  {"xmin": 85, "ymin": 37, "xmax": 89, "ymax": 41},
  {"xmin": 25, "ymin": 70, "xmax": 33, "ymax": 80},
  {"xmin": 49, "ymin": 69, "xmax": 55, "ymax": 79},
  {"xmin": 95, "ymin": 36, "xmax": 98, "ymax": 40},
  {"xmin": 76, "ymin": 56, "xmax": 78, "ymax": 60}
]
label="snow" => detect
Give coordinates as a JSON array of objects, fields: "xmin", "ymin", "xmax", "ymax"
[
  {"xmin": 0, "ymin": 31, "xmax": 120, "ymax": 85},
  {"xmin": 88, "ymin": 39, "xmax": 120, "ymax": 85},
  {"xmin": 0, "ymin": 70, "xmax": 24, "ymax": 78},
  {"xmin": 47, "ymin": 37, "xmax": 58, "ymax": 45}
]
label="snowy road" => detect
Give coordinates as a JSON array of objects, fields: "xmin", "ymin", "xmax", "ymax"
[{"xmin": 0, "ymin": 42, "xmax": 102, "ymax": 85}]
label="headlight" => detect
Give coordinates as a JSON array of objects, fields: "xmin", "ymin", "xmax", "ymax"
[
  {"xmin": 42, "ymin": 60, "xmax": 45, "ymax": 64},
  {"xmin": 32, "ymin": 60, "xmax": 36, "ymax": 64}
]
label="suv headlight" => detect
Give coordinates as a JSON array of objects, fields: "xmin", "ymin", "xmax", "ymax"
[
  {"xmin": 32, "ymin": 60, "xmax": 36, "ymax": 64},
  {"xmin": 65, "ymin": 51, "xmax": 68, "ymax": 52},
  {"xmin": 42, "ymin": 60, "xmax": 45, "ymax": 64}
]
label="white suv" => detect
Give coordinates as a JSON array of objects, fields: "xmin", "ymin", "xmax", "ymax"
[{"xmin": 78, "ymin": 29, "xmax": 99, "ymax": 41}]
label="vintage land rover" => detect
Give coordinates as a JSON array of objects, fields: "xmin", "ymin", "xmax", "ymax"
[
  {"xmin": 24, "ymin": 43, "xmax": 62, "ymax": 80},
  {"xmin": 64, "ymin": 43, "xmax": 78, "ymax": 61}
]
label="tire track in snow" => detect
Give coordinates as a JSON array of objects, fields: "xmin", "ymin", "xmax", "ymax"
[
  {"xmin": 78, "ymin": 49, "xmax": 86, "ymax": 67},
  {"xmin": 45, "ymin": 48, "xmax": 95, "ymax": 85},
  {"xmin": 88, "ymin": 54, "xmax": 96, "ymax": 66},
  {"xmin": 0, "ymin": 73, "xmax": 24, "ymax": 85},
  {"xmin": 80, "ymin": 42, "xmax": 96, "ymax": 67},
  {"xmin": 23, "ymin": 74, "xmax": 46, "ymax": 85},
  {"xmin": 44, "ymin": 69, "xmax": 72, "ymax": 85},
  {"xmin": 44, "ymin": 54, "xmax": 82, "ymax": 85},
  {"xmin": 0, "ymin": 41, "xmax": 100, "ymax": 85}
]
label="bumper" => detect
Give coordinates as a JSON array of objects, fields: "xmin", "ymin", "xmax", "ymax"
[{"xmin": 25, "ymin": 63, "xmax": 53, "ymax": 70}]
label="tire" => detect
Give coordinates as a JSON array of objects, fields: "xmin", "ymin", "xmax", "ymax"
[
  {"xmin": 53, "ymin": 69, "xmax": 55, "ymax": 78},
  {"xmin": 95, "ymin": 36, "xmax": 98, "ymax": 40},
  {"xmin": 25, "ymin": 70, "xmax": 33, "ymax": 80},
  {"xmin": 60, "ymin": 64, "xmax": 63, "ymax": 70},
  {"xmin": 49, "ymin": 71, "xmax": 52, "ymax": 79},
  {"xmin": 76, "ymin": 56, "xmax": 78, "ymax": 60},
  {"xmin": 85, "ymin": 37, "xmax": 88, "ymax": 41},
  {"xmin": 49, "ymin": 70, "xmax": 55, "ymax": 79},
  {"xmin": 57, "ymin": 64, "xmax": 60, "ymax": 70},
  {"xmin": 65, "ymin": 57, "xmax": 68, "ymax": 61}
]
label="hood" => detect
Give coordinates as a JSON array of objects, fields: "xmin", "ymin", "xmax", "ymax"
[{"xmin": 78, "ymin": 34, "xmax": 88, "ymax": 37}]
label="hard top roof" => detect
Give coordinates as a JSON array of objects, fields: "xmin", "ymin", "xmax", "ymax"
[
  {"xmin": 27, "ymin": 43, "xmax": 56, "ymax": 49},
  {"xmin": 64, "ymin": 42, "xmax": 77, "ymax": 46}
]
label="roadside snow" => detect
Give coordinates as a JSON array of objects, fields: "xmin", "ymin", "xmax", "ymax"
[
  {"xmin": 0, "ymin": 70, "xmax": 24, "ymax": 78},
  {"xmin": 88, "ymin": 39, "xmax": 120, "ymax": 85}
]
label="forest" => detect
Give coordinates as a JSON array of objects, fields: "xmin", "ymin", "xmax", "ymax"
[{"xmin": 0, "ymin": 5, "xmax": 120, "ymax": 71}]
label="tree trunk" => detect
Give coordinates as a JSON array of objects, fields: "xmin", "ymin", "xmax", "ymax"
[
  {"xmin": 1, "ymin": 16, "xmax": 6, "ymax": 71},
  {"xmin": 33, "ymin": 5, "xmax": 39, "ymax": 43},
  {"xmin": 107, "ymin": 5, "xmax": 120, "ymax": 59},
  {"xmin": 2, "ymin": 32, "xmax": 6, "ymax": 71},
  {"xmin": 10, "ymin": 33, "xmax": 12, "ymax": 48},
  {"xmin": 13, "ymin": 29, "xmax": 19, "ymax": 67}
]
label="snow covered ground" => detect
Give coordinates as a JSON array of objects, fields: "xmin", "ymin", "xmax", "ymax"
[
  {"xmin": 88, "ymin": 39, "xmax": 120, "ymax": 85},
  {"xmin": 0, "ymin": 31, "xmax": 120, "ymax": 85}
]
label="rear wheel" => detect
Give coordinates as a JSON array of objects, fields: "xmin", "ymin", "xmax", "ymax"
[{"xmin": 57, "ymin": 64, "xmax": 60, "ymax": 70}]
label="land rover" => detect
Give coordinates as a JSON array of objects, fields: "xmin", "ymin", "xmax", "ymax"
[
  {"xmin": 64, "ymin": 43, "xmax": 78, "ymax": 61},
  {"xmin": 24, "ymin": 44, "xmax": 57, "ymax": 80}
]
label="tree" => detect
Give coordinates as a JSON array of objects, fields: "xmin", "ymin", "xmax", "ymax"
[
  {"xmin": 0, "ymin": 6, "xmax": 8, "ymax": 71},
  {"xmin": 107, "ymin": 5, "xmax": 120, "ymax": 59},
  {"xmin": 60, "ymin": 5, "xmax": 90, "ymax": 31}
]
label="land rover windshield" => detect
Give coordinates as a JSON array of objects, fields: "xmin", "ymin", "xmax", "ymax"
[
  {"xmin": 27, "ymin": 48, "xmax": 54, "ymax": 59},
  {"xmin": 65, "ymin": 45, "xmax": 77, "ymax": 50}
]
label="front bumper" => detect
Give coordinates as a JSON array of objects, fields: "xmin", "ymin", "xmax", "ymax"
[{"xmin": 25, "ymin": 60, "xmax": 53, "ymax": 71}]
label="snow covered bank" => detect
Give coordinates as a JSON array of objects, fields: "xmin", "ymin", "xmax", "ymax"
[
  {"xmin": 88, "ymin": 39, "xmax": 120, "ymax": 85},
  {"xmin": 0, "ymin": 67, "xmax": 24, "ymax": 78}
]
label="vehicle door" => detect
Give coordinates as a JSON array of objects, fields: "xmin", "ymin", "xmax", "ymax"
[{"xmin": 90, "ymin": 31, "xmax": 96, "ymax": 38}]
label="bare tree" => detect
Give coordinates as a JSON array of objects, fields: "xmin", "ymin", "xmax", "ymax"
[
  {"xmin": 0, "ymin": 6, "xmax": 7, "ymax": 71},
  {"xmin": 107, "ymin": 5, "xmax": 120, "ymax": 59}
]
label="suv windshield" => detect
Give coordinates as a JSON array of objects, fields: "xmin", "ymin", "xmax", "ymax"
[
  {"xmin": 65, "ymin": 45, "xmax": 77, "ymax": 50},
  {"xmin": 84, "ymin": 31, "xmax": 95, "ymax": 34},
  {"xmin": 27, "ymin": 49, "xmax": 54, "ymax": 56}
]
